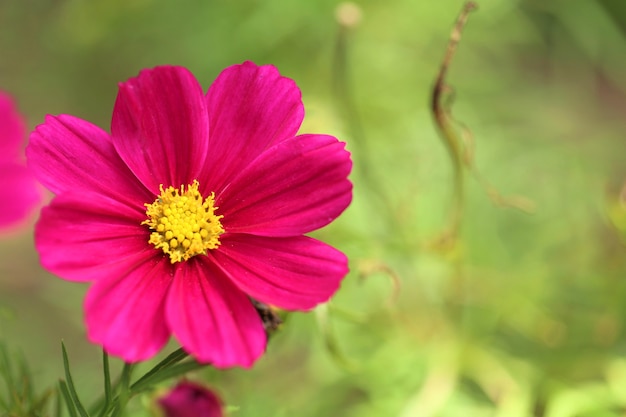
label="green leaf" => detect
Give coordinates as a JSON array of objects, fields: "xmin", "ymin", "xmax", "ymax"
[
  {"xmin": 61, "ymin": 342, "xmax": 90, "ymax": 417},
  {"xmin": 59, "ymin": 381, "xmax": 78, "ymax": 417},
  {"xmin": 17, "ymin": 353, "xmax": 34, "ymax": 405},
  {"xmin": 130, "ymin": 359, "xmax": 206, "ymax": 394},
  {"xmin": 128, "ymin": 348, "xmax": 188, "ymax": 392},
  {"xmin": 0, "ymin": 343, "xmax": 15, "ymax": 395},
  {"xmin": 94, "ymin": 349, "xmax": 195, "ymax": 416},
  {"xmin": 54, "ymin": 386, "xmax": 62, "ymax": 417},
  {"xmin": 0, "ymin": 396, "xmax": 7, "ymax": 412},
  {"xmin": 30, "ymin": 387, "xmax": 55, "ymax": 417}
]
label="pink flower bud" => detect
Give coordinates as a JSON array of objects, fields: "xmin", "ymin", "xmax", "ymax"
[{"xmin": 158, "ymin": 381, "xmax": 223, "ymax": 417}]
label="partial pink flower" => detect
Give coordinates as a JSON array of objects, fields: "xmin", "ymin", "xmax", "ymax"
[
  {"xmin": 0, "ymin": 92, "xmax": 41, "ymax": 231},
  {"xmin": 158, "ymin": 381, "xmax": 223, "ymax": 417},
  {"xmin": 27, "ymin": 62, "xmax": 352, "ymax": 368}
]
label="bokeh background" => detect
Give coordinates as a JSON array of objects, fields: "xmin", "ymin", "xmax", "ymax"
[{"xmin": 2, "ymin": 0, "xmax": 626, "ymax": 416}]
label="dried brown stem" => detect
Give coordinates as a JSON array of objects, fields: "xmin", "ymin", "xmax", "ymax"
[{"xmin": 430, "ymin": 1, "xmax": 478, "ymax": 244}]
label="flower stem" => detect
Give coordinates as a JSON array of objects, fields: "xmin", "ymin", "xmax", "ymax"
[
  {"xmin": 431, "ymin": 1, "xmax": 478, "ymax": 244},
  {"xmin": 101, "ymin": 350, "xmax": 112, "ymax": 416},
  {"xmin": 333, "ymin": 8, "xmax": 401, "ymax": 240}
]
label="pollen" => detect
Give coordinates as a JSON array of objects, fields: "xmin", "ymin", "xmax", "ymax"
[{"xmin": 142, "ymin": 180, "xmax": 224, "ymax": 263}]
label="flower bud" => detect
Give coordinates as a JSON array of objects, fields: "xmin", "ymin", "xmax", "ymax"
[{"xmin": 158, "ymin": 381, "xmax": 223, "ymax": 417}]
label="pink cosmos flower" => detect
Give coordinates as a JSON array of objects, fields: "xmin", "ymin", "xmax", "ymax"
[
  {"xmin": 158, "ymin": 381, "xmax": 223, "ymax": 417},
  {"xmin": 27, "ymin": 62, "xmax": 352, "ymax": 368},
  {"xmin": 0, "ymin": 92, "xmax": 41, "ymax": 231}
]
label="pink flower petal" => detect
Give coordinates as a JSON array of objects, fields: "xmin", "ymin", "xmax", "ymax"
[
  {"xmin": 0, "ymin": 163, "xmax": 41, "ymax": 230},
  {"xmin": 212, "ymin": 234, "xmax": 348, "ymax": 310},
  {"xmin": 27, "ymin": 114, "xmax": 150, "ymax": 207},
  {"xmin": 111, "ymin": 66, "xmax": 210, "ymax": 193},
  {"xmin": 85, "ymin": 255, "xmax": 172, "ymax": 362},
  {"xmin": 0, "ymin": 92, "xmax": 25, "ymax": 161},
  {"xmin": 35, "ymin": 192, "xmax": 152, "ymax": 282},
  {"xmin": 167, "ymin": 259, "xmax": 266, "ymax": 368},
  {"xmin": 198, "ymin": 62, "xmax": 304, "ymax": 194},
  {"xmin": 217, "ymin": 134, "xmax": 352, "ymax": 236}
]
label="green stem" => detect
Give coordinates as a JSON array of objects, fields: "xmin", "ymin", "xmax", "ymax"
[
  {"xmin": 110, "ymin": 363, "xmax": 133, "ymax": 417},
  {"xmin": 333, "ymin": 17, "xmax": 401, "ymax": 239}
]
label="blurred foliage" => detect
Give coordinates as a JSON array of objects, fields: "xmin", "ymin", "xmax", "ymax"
[
  {"xmin": 2, "ymin": 0, "xmax": 626, "ymax": 416},
  {"xmin": 0, "ymin": 342, "xmax": 54, "ymax": 417}
]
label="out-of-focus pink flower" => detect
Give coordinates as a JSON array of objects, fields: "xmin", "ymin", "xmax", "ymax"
[
  {"xmin": 27, "ymin": 62, "xmax": 352, "ymax": 367},
  {"xmin": 0, "ymin": 92, "xmax": 40, "ymax": 231},
  {"xmin": 158, "ymin": 381, "xmax": 223, "ymax": 417}
]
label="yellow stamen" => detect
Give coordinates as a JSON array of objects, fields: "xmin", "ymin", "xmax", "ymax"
[{"xmin": 142, "ymin": 180, "xmax": 224, "ymax": 263}]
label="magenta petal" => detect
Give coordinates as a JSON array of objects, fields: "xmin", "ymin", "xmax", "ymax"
[
  {"xmin": 218, "ymin": 134, "xmax": 352, "ymax": 236},
  {"xmin": 0, "ymin": 92, "xmax": 25, "ymax": 161},
  {"xmin": 35, "ymin": 192, "xmax": 152, "ymax": 282},
  {"xmin": 85, "ymin": 255, "xmax": 172, "ymax": 362},
  {"xmin": 111, "ymin": 66, "xmax": 209, "ymax": 193},
  {"xmin": 212, "ymin": 234, "xmax": 348, "ymax": 310},
  {"xmin": 166, "ymin": 259, "xmax": 266, "ymax": 368},
  {"xmin": 27, "ymin": 114, "xmax": 150, "ymax": 207},
  {"xmin": 199, "ymin": 62, "xmax": 304, "ymax": 194},
  {"xmin": 0, "ymin": 163, "xmax": 41, "ymax": 230}
]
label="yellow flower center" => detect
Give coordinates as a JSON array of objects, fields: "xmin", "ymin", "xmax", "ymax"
[{"xmin": 142, "ymin": 180, "xmax": 224, "ymax": 263}]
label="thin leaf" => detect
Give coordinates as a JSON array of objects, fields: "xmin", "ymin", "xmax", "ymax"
[
  {"xmin": 54, "ymin": 386, "xmax": 62, "ymax": 417},
  {"xmin": 61, "ymin": 342, "xmax": 90, "ymax": 417},
  {"xmin": 128, "ymin": 348, "xmax": 188, "ymax": 391},
  {"xmin": 92, "ymin": 350, "xmax": 188, "ymax": 415},
  {"xmin": 130, "ymin": 360, "xmax": 206, "ymax": 394},
  {"xmin": 0, "ymin": 343, "xmax": 14, "ymax": 393},
  {"xmin": 30, "ymin": 388, "xmax": 55, "ymax": 416},
  {"xmin": 17, "ymin": 353, "xmax": 34, "ymax": 403},
  {"xmin": 0, "ymin": 395, "xmax": 8, "ymax": 411},
  {"xmin": 59, "ymin": 381, "xmax": 78, "ymax": 417}
]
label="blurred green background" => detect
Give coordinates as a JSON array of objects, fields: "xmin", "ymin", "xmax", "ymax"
[{"xmin": 2, "ymin": 0, "xmax": 626, "ymax": 416}]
